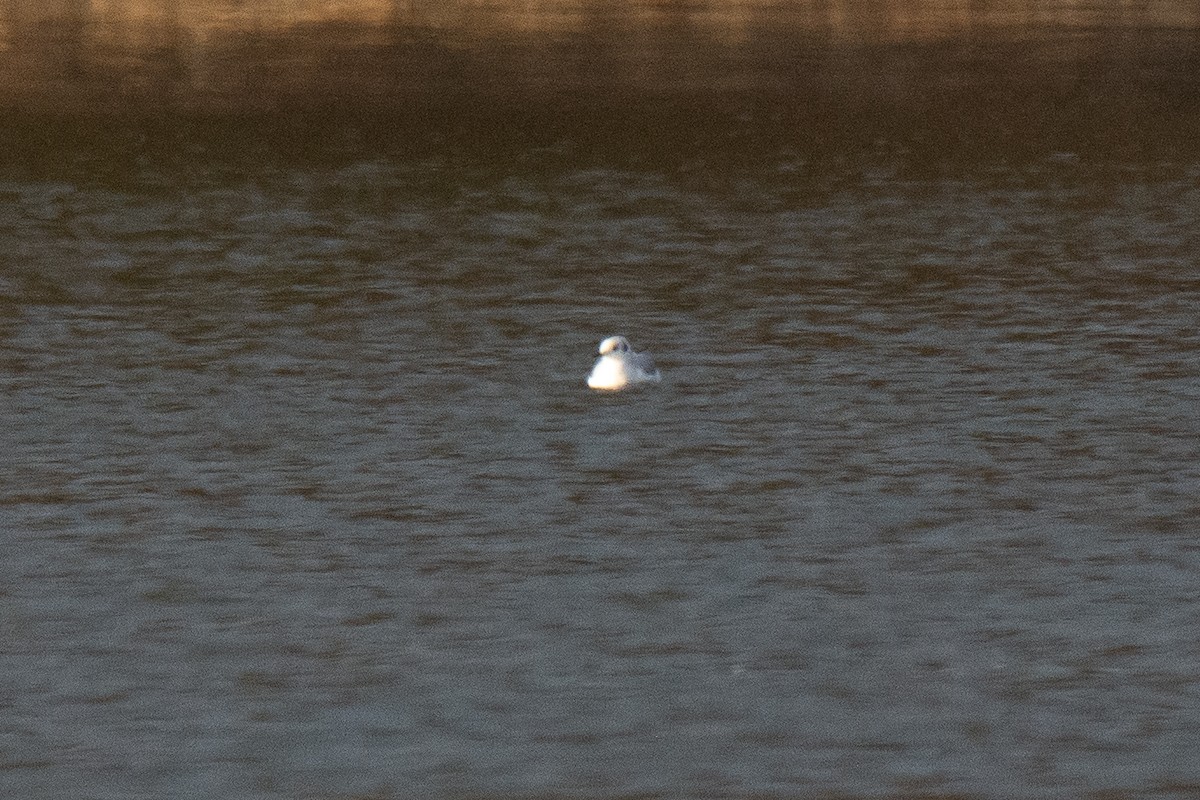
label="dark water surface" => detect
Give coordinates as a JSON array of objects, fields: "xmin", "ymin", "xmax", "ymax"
[{"xmin": 4, "ymin": 158, "xmax": 1200, "ymax": 798}]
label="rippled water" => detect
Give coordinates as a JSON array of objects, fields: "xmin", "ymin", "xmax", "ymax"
[{"xmin": 3, "ymin": 157, "xmax": 1200, "ymax": 798}]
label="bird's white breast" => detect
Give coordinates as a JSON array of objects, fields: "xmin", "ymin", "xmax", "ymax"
[{"xmin": 586, "ymin": 354, "xmax": 629, "ymax": 390}]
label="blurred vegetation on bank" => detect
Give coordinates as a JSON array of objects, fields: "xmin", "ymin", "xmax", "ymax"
[{"xmin": 0, "ymin": 1, "xmax": 1197, "ymax": 171}]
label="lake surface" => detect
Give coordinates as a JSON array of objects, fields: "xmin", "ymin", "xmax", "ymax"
[
  {"xmin": 4, "ymin": 2, "xmax": 1200, "ymax": 799},
  {"xmin": 5, "ymin": 156, "xmax": 1200, "ymax": 799}
]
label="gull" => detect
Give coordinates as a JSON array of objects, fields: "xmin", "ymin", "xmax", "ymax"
[{"xmin": 586, "ymin": 335, "xmax": 662, "ymax": 391}]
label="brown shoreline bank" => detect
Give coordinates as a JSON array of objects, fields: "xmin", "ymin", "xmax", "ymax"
[{"xmin": 0, "ymin": 2, "xmax": 1197, "ymax": 166}]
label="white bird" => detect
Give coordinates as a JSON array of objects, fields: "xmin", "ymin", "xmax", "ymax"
[{"xmin": 586, "ymin": 335, "xmax": 662, "ymax": 391}]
